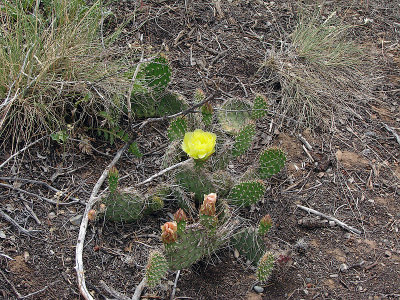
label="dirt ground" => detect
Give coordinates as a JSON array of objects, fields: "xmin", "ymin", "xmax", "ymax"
[{"xmin": 1, "ymin": 1, "xmax": 399, "ymax": 299}]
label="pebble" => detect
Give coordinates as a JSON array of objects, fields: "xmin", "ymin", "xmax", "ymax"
[
  {"xmin": 69, "ymin": 214, "xmax": 83, "ymax": 226},
  {"xmin": 384, "ymin": 250, "xmax": 391, "ymax": 258},
  {"xmin": 0, "ymin": 230, "xmax": 6, "ymax": 239},
  {"xmin": 253, "ymin": 286, "xmax": 264, "ymax": 293},
  {"xmin": 48, "ymin": 212, "xmax": 56, "ymax": 219},
  {"xmin": 339, "ymin": 263, "xmax": 349, "ymax": 272},
  {"xmin": 234, "ymin": 248, "xmax": 240, "ymax": 259}
]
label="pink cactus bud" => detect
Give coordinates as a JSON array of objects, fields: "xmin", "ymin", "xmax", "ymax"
[
  {"xmin": 161, "ymin": 221, "xmax": 178, "ymax": 244},
  {"xmin": 200, "ymin": 193, "xmax": 217, "ymax": 216},
  {"xmin": 173, "ymin": 208, "xmax": 187, "ymax": 223},
  {"xmin": 88, "ymin": 209, "xmax": 96, "ymax": 221}
]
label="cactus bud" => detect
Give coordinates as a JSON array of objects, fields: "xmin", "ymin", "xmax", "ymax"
[
  {"xmin": 194, "ymin": 88, "xmax": 205, "ymax": 102},
  {"xmin": 161, "ymin": 221, "xmax": 178, "ymax": 244},
  {"xmin": 258, "ymin": 214, "xmax": 272, "ymax": 235},
  {"xmin": 88, "ymin": 209, "xmax": 97, "ymax": 221},
  {"xmin": 99, "ymin": 203, "xmax": 106, "ymax": 213},
  {"xmin": 200, "ymin": 193, "xmax": 217, "ymax": 216},
  {"xmin": 174, "ymin": 208, "xmax": 187, "ymax": 223}
]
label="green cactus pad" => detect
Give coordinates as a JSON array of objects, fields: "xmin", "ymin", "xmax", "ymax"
[
  {"xmin": 201, "ymin": 102, "xmax": 213, "ymax": 126},
  {"xmin": 258, "ymin": 148, "xmax": 286, "ymax": 179},
  {"xmin": 102, "ymin": 188, "xmax": 163, "ymax": 222},
  {"xmin": 232, "ymin": 227, "xmax": 266, "ymax": 265},
  {"xmin": 232, "ymin": 123, "xmax": 256, "ymax": 157},
  {"xmin": 142, "ymin": 56, "xmax": 171, "ymax": 95},
  {"xmin": 228, "ymin": 181, "xmax": 266, "ymax": 207},
  {"xmin": 108, "ymin": 167, "xmax": 119, "ymax": 194},
  {"xmin": 167, "ymin": 117, "xmax": 187, "ymax": 141},
  {"xmin": 164, "ymin": 223, "xmax": 226, "ymax": 270},
  {"xmin": 256, "ymin": 251, "xmax": 275, "ymax": 283},
  {"xmin": 132, "ymin": 91, "xmax": 187, "ymax": 118},
  {"xmin": 217, "ymin": 99, "xmax": 252, "ymax": 135},
  {"xmin": 251, "ymin": 94, "xmax": 268, "ymax": 120},
  {"xmin": 176, "ymin": 168, "xmax": 215, "ymax": 204},
  {"xmin": 146, "ymin": 250, "xmax": 168, "ymax": 288}
]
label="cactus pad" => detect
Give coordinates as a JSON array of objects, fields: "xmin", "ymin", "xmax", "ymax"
[
  {"xmin": 217, "ymin": 99, "xmax": 252, "ymax": 135},
  {"xmin": 232, "ymin": 123, "xmax": 256, "ymax": 157},
  {"xmin": 256, "ymin": 252, "xmax": 275, "ymax": 283},
  {"xmin": 176, "ymin": 168, "xmax": 215, "ymax": 204},
  {"xmin": 164, "ymin": 223, "xmax": 226, "ymax": 270},
  {"xmin": 232, "ymin": 227, "xmax": 266, "ymax": 265},
  {"xmin": 146, "ymin": 250, "xmax": 168, "ymax": 288},
  {"xmin": 142, "ymin": 56, "xmax": 171, "ymax": 95},
  {"xmin": 168, "ymin": 117, "xmax": 187, "ymax": 141},
  {"xmin": 251, "ymin": 94, "xmax": 268, "ymax": 120},
  {"xmin": 201, "ymin": 102, "xmax": 213, "ymax": 126},
  {"xmin": 258, "ymin": 148, "xmax": 286, "ymax": 179},
  {"xmin": 228, "ymin": 181, "xmax": 266, "ymax": 207}
]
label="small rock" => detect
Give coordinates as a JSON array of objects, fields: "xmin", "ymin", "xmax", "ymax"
[
  {"xmin": 253, "ymin": 286, "xmax": 264, "ymax": 293},
  {"xmin": 0, "ymin": 230, "xmax": 6, "ymax": 239},
  {"xmin": 303, "ymin": 289, "xmax": 309, "ymax": 295},
  {"xmin": 69, "ymin": 215, "xmax": 83, "ymax": 226},
  {"xmin": 339, "ymin": 263, "xmax": 348, "ymax": 272},
  {"xmin": 384, "ymin": 250, "xmax": 391, "ymax": 257},
  {"xmin": 330, "ymin": 274, "xmax": 339, "ymax": 278},
  {"xmin": 329, "ymin": 221, "xmax": 336, "ymax": 227},
  {"xmin": 48, "ymin": 212, "xmax": 56, "ymax": 219}
]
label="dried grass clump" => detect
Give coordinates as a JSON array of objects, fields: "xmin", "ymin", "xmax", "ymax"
[
  {"xmin": 0, "ymin": 0, "xmax": 130, "ymax": 147},
  {"xmin": 263, "ymin": 9, "xmax": 374, "ymax": 129}
]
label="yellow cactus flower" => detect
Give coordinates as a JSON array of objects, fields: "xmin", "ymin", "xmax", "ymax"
[{"xmin": 181, "ymin": 129, "xmax": 217, "ymax": 160}]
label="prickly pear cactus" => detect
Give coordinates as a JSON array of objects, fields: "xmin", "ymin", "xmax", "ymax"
[
  {"xmin": 258, "ymin": 148, "xmax": 286, "ymax": 179},
  {"xmin": 201, "ymin": 102, "xmax": 213, "ymax": 126},
  {"xmin": 256, "ymin": 251, "xmax": 275, "ymax": 283},
  {"xmin": 258, "ymin": 214, "xmax": 273, "ymax": 236},
  {"xmin": 217, "ymin": 99, "xmax": 252, "ymax": 135},
  {"xmin": 145, "ymin": 250, "xmax": 168, "ymax": 288},
  {"xmin": 176, "ymin": 168, "xmax": 216, "ymax": 204},
  {"xmin": 251, "ymin": 94, "xmax": 268, "ymax": 120},
  {"xmin": 228, "ymin": 180, "xmax": 266, "ymax": 207},
  {"xmin": 102, "ymin": 170, "xmax": 164, "ymax": 222},
  {"xmin": 142, "ymin": 56, "xmax": 171, "ymax": 95},
  {"xmin": 232, "ymin": 227, "xmax": 266, "ymax": 265},
  {"xmin": 168, "ymin": 117, "xmax": 187, "ymax": 141},
  {"xmin": 232, "ymin": 123, "xmax": 256, "ymax": 157}
]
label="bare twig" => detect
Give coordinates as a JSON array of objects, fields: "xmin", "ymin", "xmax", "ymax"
[
  {"xmin": 0, "ymin": 135, "xmax": 49, "ymax": 170},
  {"xmin": 0, "ymin": 209, "xmax": 38, "ymax": 236},
  {"xmin": 100, "ymin": 280, "xmax": 131, "ymax": 300},
  {"xmin": 132, "ymin": 276, "xmax": 147, "ymax": 300},
  {"xmin": 136, "ymin": 94, "xmax": 214, "ymax": 130},
  {"xmin": 136, "ymin": 159, "xmax": 192, "ymax": 186},
  {"xmin": 302, "ymin": 145, "xmax": 314, "ymax": 162},
  {"xmin": 18, "ymin": 286, "xmax": 49, "ymax": 299},
  {"xmin": 382, "ymin": 122, "xmax": 400, "ymax": 146},
  {"xmin": 0, "ymin": 269, "xmax": 22, "ymax": 298},
  {"xmin": 298, "ymin": 134, "xmax": 312, "ymax": 150},
  {"xmin": 296, "ymin": 205, "xmax": 362, "ymax": 235},
  {"xmin": 126, "ymin": 51, "xmax": 145, "ymax": 119},
  {"xmin": 75, "ymin": 144, "xmax": 129, "ymax": 300},
  {"xmin": 0, "ymin": 177, "xmax": 82, "ymax": 203},
  {"xmin": 0, "ymin": 253, "xmax": 14, "ymax": 260},
  {"xmin": 170, "ymin": 270, "xmax": 181, "ymax": 300},
  {"xmin": 0, "ymin": 182, "xmax": 81, "ymax": 206}
]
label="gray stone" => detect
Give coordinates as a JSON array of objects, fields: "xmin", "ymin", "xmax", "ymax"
[
  {"xmin": 253, "ymin": 286, "xmax": 264, "ymax": 293},
  {"xmin": 69, "ymin": 214, "xmax": 83, "ymax": 226}
]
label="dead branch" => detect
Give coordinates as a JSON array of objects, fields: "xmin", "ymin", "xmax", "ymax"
[
  {"xmin": 132, "ymin": 277, "xmax": 147, "ymax": 300},
  {"xmin": 170, "ymin": 270, "xmax": 181, "ymax": 300},
  {"xmin": 0, "ymin": 177, "xmax": 82, "ymax": 203},
  {"xmin": 0, "ymin": 209, "xmax": 38, "ymax": 236},
  {"xmin": 0, "ymin": 135, "xmax": 49, "ymax": 170},
  {"xmin": 135, "ymin": 94, "xmax": 214, "ymax": 130},
  {"xmin": 136, "ymin": 158, "xmax": 192, "ymax": 186},
  {"xmin": 0, "ymin": 182, "xmax": 81, "ymax": 206},
  {"xmin": 382, "ymin": 122, "xmax": 400, "ymax": 146},
  {"xmin": 296, "ymin": 205, "xmax": 362, "ymax": 235},
  {"xmin": 100, "ymin": 280, "xmax": 131, "ymax": 300},
  {"xmin": 75, "ymin": 144, "xmax": 129, "ymax": 300}
]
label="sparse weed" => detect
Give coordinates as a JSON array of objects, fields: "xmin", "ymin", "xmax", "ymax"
[{"xmin": 263, "ymin": 7, "xmax": 373, "ymax": 128}]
